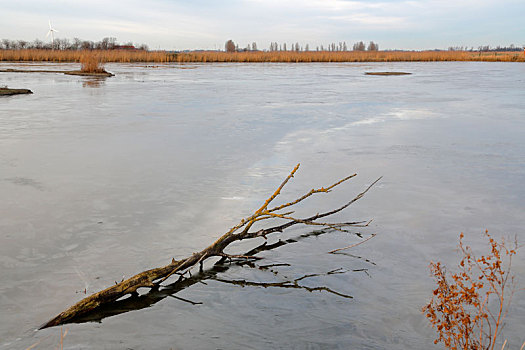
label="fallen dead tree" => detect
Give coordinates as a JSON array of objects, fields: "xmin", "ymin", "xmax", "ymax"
[{"xmin": 42, "ymin": 164, "xmax": 380, "ymax": 329}]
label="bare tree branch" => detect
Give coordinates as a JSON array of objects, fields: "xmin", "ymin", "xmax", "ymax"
[{"xmin": 41, "ymin": 164, "xmax": 379, "ymax": 329}]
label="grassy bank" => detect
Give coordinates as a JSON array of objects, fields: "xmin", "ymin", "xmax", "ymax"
[{"xmin": 0, "ymin": 49, "xmax": 523, "ymax": 63}]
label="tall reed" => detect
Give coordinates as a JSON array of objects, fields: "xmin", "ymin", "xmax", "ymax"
[
  {"xmin": 0, "ymin": 49, "xmax": 523, "ymax": 63},
  {"xmin": 0, "ymin": 49, "xmax": 177, "ymax": 63},
  {"xmin": 79, "ymin": 52, "xmax": 105, "ymax": 73},
  {"xmin": 175, "ymin": 50, "xmax": 525, "ymax": 63}
]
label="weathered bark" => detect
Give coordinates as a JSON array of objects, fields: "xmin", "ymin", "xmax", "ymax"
[{"xmin": 41, "ymin": 164, "xmax": 380, "ymax": 329}]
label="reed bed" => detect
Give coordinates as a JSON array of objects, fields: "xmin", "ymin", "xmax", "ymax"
[
  {"xmin": 176, "ymin": 50, "xmax": 525, "ymax": 63},
  {"xmin": 0, "ymin": 49, "xmax": 523, "ymax": 63},
  {"xmin": 0, "ymin": 49, "xmax": 177, "ymax": 63}
]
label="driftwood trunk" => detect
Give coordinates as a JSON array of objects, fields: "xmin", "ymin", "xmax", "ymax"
[{"xmin": 42, "ymin": 164, "xmax": 380, "ymax": 329}]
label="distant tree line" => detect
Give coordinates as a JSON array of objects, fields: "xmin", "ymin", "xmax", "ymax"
[
  {"xmin": 225, "ymin": 40, "xmax": 379, "ymax": 52},
  {"xmin": 352, "ymin": 41, "xmax": 379, "ymax": 51},
  {"xmin": 0, "ymin": 37, "xmax": 149, "ymax": 51},
  {"xmin": 448, "ymin": 44, "xmax": 524, "ymax": 52}
]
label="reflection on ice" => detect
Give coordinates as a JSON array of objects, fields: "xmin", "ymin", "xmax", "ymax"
[
  {"xmin": 323, "ymin": 108, "xmax": 437, "ymax": 133},
  {"xmin": 82, "ymin": 77, "xmax": 106, "ymax": 88}
]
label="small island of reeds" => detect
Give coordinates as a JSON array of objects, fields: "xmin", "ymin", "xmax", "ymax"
[
  {"xmin": 0, "ymin": 52, "xmax": 114, "ymax": 76},
  {"xmin": 64, "ymin": 52, "xmax": 114, "ymax": 76}
]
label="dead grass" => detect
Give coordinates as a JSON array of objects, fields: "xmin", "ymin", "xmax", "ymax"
[
  {"xmin": 25, "ymin": 327, "xmax": 68, "ymax": 350},
  {"xmin": 0, "ymin": 49, "xmax": 177, "ymax": 63},
  {"xmin": 0, "ymin": 49, "xmax": 523, "ymax": 63},
  {"xmin": 175, "ymin": 50, "xmax": 525, "ymax": 63},
  {"xmin": 80, "ymin": 53, "xmax": 106, "ymax": 73}
]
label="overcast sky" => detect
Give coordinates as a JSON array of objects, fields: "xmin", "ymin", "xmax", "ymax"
[{"xmin": 1, "ymin": 0, "xmax": 523, "ymax": 50}]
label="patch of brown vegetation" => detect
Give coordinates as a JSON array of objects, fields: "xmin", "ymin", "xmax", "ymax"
[
  {"xmin": 0, "ymin": 49, "xmax": 177, "ymax": 63},
  {"xmin": 175, "ymin": 50, "xmax": 525, "ymax": 63},
  {"xmin": 79, "ymin": 53, "xmax": 106, "ymax": 73},
  {"xmin": 0, "ymin": 49, "xmax": 523, "ymax": 63}
]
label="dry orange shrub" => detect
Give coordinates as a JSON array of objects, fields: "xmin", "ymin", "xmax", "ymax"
[{"xmin": 423, "ymin": 231, "xmax": 521, "ymax": 350}]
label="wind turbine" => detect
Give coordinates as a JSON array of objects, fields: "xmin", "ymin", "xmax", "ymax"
[{"xmin": 46, "ymin": 20, "xmax": 59, "ymax": 48}]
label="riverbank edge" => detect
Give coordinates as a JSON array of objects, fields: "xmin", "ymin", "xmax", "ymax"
[
  {"xmin": 0, "ymin": 68, "xmax": 114, "ymax": 77},
  {"xmin": 0, "ymin": 87, "xmax": 33, "ymax": 96}
]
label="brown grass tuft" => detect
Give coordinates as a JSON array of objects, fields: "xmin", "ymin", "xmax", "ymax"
[{"xmin": 80, "ymin": 53, "xmax": 106, "ymax": 73}]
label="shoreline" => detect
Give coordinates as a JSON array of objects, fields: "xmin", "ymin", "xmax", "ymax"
[
  {"xmin": 0, "ymin": 87, "xmax": 33, "ymax": 96},
  {"xmin": 0, "ymin": 68, "xmax": 114, "ymax": 77}
]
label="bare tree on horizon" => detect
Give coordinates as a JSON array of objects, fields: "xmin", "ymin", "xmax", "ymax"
[{"xmin": 225, "ymin": 39, "xmax": 236, "ymax": 52}]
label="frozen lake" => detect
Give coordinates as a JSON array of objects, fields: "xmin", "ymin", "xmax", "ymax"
[{"xmin": 1, "ymin": 61, "xmax": 524, "ymax": 349}]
